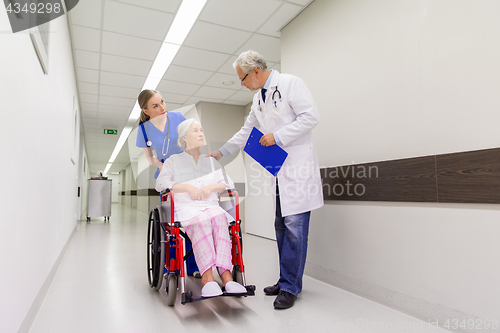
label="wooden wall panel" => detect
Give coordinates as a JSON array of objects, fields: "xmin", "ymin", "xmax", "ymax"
[
  {"xmin": 322, "ymin": 156, "xmax": 437, "ymax": 202},
  {"xmin": 321, "ymin": 147, "xmax": 500, "ymax": 204},
  {"xmin": 436, "ymin": 148, "xmax": 500, "ymax": 204}
]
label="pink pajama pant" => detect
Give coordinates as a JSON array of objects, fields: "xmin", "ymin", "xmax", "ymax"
[{"xmin": 182, "ymin": 208, "xmax": 232, "ymax": 275}]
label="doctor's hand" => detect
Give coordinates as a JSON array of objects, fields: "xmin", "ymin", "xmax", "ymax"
[
  {"xmin": 260, "ymin": 133, "xmax": 276, "ymax": 147},
  {"xmin": 208, "ymin": 150, "xmax": 223, "ymax": 161}
]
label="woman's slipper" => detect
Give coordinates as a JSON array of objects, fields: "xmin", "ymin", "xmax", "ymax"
[
  {"xmin": 224, "ymin": 281, "xmax": 247, "ymax": 294},
  {"xmin": 201, "ymin": 281, "xmax": 223, "ymax": 298}
]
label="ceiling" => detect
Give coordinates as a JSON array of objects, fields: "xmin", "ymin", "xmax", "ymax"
[{"xmin": 67, "ymin": 0, "xmax": 313, "ymax": 174}]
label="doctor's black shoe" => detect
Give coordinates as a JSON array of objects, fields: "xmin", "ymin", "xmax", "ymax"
[
  {"xmin": 273, "ymin": 291, "xmax": 297, "ymax": 309},
  {"xmin": 263, "ymin": 282, "xmax": 280, "ymax": 295}
]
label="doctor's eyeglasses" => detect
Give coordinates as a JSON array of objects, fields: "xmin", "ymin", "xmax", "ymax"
[{"xmin": 240, "ymin": 72, "xmax": 249, "ymax": 82}]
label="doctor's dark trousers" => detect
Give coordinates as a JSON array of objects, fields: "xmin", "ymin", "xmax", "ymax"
[{"xmin": 275, "ymin": 181, "xmax": 311, "ymax": 296}]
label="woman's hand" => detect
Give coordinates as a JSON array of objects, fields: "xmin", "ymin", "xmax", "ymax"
[
  {"xmin": 186, "ymin": 185, "xmax": 203, "ymax": 201},
  {"xmin": 200, "ymin": 185, "xmax": 213, "ymax": 199}
]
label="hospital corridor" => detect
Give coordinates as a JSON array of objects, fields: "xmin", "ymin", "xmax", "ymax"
[{"xmin": 2, "ymin": 0, "xmax": 500, "ymax": 332}]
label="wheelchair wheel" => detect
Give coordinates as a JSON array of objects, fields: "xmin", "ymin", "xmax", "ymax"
[
  {"xmin": 232, "ymin": 265, "xmax": 243, "ymax": 285},
  {"xmin": 147, "ymin": 208, "xmax": 165, "ymax": 290},
  {"xmin": 166, "ymin": 274, "xmax": 177, "ymax": 306}
]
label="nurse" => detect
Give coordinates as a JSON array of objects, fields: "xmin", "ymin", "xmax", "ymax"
[
  {"xmin": 210, "ymin": 50, "xmax": 324, "ymax": 309},
  {"xmin": 136, "ymin": 89, "xmax": 200, "ymax": 278}
]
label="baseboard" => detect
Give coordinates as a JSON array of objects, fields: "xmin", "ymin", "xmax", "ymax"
[
  {"xmin": 17, "ymin": 226, "xmax": 77, "ymax": 333},
  {"xmin": 305, "ymin": 262, "xmax": 500, "ymax": 333}
]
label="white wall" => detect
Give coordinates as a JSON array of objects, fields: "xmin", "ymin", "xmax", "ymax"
[
  {"xmin": 276, "ymin": 0, "xmax": 500, "ymax": 328},
  {"xmin": 0, "ymin": 12, "xmax": 81, "ymax": 333},
  {"xmin": 79, "ymin": 139, "xmax": 90, "ymax": 219}
]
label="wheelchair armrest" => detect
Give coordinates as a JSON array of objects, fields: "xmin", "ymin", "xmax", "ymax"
[
  {"xmin": 220, "ymin": 188, "xmax": 238, "ymax": 196},
  {"xmin": 160, "ymin": 188, "xmax": 171, "ymax": 195}
]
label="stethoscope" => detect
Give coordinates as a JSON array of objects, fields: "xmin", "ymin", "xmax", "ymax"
[
  {"xmin": 258, "ymin": 86, "xmax": 282, "ymax": 111},
  {"xmin": 146, "ymin": 112, "xmax": 171, "ymax": 157}
]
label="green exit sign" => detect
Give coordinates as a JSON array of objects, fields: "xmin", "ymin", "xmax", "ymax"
[{"xmin": 104, "ymin": 129, "xmax": 117, "ymax": 135}]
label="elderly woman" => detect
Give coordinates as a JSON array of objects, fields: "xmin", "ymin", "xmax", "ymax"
[{"xmin": 156, "ymin": 119, "xmax": 247, "ymax": 297}]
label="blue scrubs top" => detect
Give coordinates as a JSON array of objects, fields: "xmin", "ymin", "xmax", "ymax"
[{"xmin": 136, "ymin": 111, "xmax": 186, "ymax": 178}]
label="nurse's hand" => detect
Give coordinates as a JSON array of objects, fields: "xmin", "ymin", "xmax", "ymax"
[
  {"xmin": 208, "ymin": 150, "xmax": 223, "ymax": 161},
  {"xmin": 259, "ymin": 133, "xmax": 276, "ymax": 147}
]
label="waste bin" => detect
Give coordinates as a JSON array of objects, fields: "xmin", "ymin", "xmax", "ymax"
[{"xmin": 87, "ymin": 178, "xmax": 112, "ymax": 222}]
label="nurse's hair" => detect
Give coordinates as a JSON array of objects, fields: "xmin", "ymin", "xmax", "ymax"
[
  {"xmin": 177, "ymin": 118, "xmax": 202, "ymax": 149},
  {"xmin": 233, "ymin": 50, "xmax": 268, "ymax": 74},
  {"xmin": 138, "ymin": 89, "xmax": 159, "ymax": 124}
]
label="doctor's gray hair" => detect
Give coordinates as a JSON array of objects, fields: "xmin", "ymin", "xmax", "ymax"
[
  {"xmin": 177, "ymin": 118, "xmax": 201, "ymax": 149},
  {"xmin": 233, "ymin": 50, "xmax": 268, "ymax": 74}
]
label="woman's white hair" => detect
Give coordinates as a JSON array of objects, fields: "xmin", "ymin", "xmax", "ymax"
[
  {"xmin": 233, "ymin": 50, "xmax": 268, "ymax": 74},
  {"xmin": 177, "ymin": 118, "xmax": 201, "ymax": 149}
]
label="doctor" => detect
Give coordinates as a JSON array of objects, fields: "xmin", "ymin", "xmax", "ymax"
[{"xmin": 210, "ymin": 50, "xmax": 324, "ymax": 309}]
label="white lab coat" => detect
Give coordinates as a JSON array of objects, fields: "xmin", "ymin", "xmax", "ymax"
[{"xmin": 222, "ymin": 71, "xmax": 324, "ymax": 217}]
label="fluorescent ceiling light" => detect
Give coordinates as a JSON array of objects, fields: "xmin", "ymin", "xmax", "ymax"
[
  {"xmin": 165, "ymin": 0, "xmax": 207, "ymax": 45},
  {"xmin": 128, "ymin": 102, "xmax": 142, "ymax": 123},
  {"xmin": 102, "ymin": 0, "xmax": 207, "ymax": 173},
  {"xmin": 108, "ymin": 126, "xmax": 133, "ymax": 163},
  {"xmin": 103, "ymin": 163, "xmax": 112, "ymax": 175}
]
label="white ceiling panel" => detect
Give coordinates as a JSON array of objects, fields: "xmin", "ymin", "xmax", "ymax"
[
  {"xmin": 80, "ymin": 93, "xmax": 99, "ymax": 104},
  {"xmin": 183, "ymin": 21, "xmax": 251, "ymax": 54},
  {"xmin": 184, "ymin": 97, "xmax": 224, "ymax": 105},
  {"xmin": 74, "ymin": 50, "xmax": 100, "ymax": 70},
  {"xmin": 100, "ymin": 85, "xmax": 141, "ymax": 99},
  {"xmin": 69, "ymin": 0, "xmax": 102, "ymax": 29},
  {"xmin": 101, "ymin": 31, "xmax": 161, "ymax": 61},
  {"xmin": 237, "ymin": 34, "xmax": 281, "ymax": 62},
  {"xmin": 81, "ymin": 113, "xmax": 98, "ymax": 121},
  {"xmin": 72, "ymin": 25, "xmax": 101, "ymax": 52},
  {"xmin": 82, "ymin": 117, "xmax": 98, "ymax": 124},
  {"xmin": 218, "ymin": 56, "xmax": 238, "ymax": 74},
  {"xmin": 258, "ymin": 3, "xmax": 303, "ymax": 37},
  {"xmin": 100, "ymin": 54, "xmax": 152, "ymax": 76},
  {"xmin": 78, "ymin": 82, "xmax": 99, "ymax": 95},
  {"xmin": 163, "ymin": 65, "xmax": 214, "ymax": 85},
  {"xmin": 184, "ymin": 97, "xmax": 201, "ymax": 105},
  {"xmin": 288, "ymin": 0, "xmax": 314, "ymax": 6},
  {"xmin": 225, "ymin": 90, "xmax": 255, "ymax": 103},
  {"xmin": 80, "ymin": 102, "xmax": 99, "ymax": 111},
  {"xmin": 223, "ymin": 100, "xmax": 250, "ymax": 106},
  {"xmin": 116, "ymin": 0, "xmax": 181, "ymax": 13},
  {"xmin": 99, "ymin": 95, "xmax": 136, "ymax": 108},
  {"xmin": 157, "ymin": 80, "xmax": 201, "ymax": 96},
  {"xmin": 204, "ymin": 73, "xmax": 241, "ymax": 90},
  {"xmin": 199, "ymin": 0, "xmax": 282, "ymax": 32},
  {"xmin": 165, "ymin": 103, "xmax": 183, "ymax": 111},
  {"xmin": 100, "ymin": 71, "xmax": 145, "ymax": 89},
  {"xmin": 99, "ymin": 104, "xmax": 131, "ymax": 114},
  {"xmin": 172, "ymin": 46, "xmax": 230, "ymax": 71},
  {"xmin": 194, "ymin": 86, "xmax": 235, "ymax": 100},
  {"xmin": 77, "ymin": 68, "xmax": 99, "ymax": 83},
  {"xmin": 161, "ymin": 93, "xmax": 190, "ymax": 104},
  {"xmin": 103, "ymin": 1, "xmax": 173, "ymax": 41}
]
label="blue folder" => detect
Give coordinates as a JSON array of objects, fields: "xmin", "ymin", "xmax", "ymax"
[{"xmin": 243, "ymin": 127, "xmax": 288, "ymax": 177}]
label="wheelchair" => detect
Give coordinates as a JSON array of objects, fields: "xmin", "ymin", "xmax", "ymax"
[{"xmin": 147, "ymin": 188, "xmax": 255, "ymax": 305}]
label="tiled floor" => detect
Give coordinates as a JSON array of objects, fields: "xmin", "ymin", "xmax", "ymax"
[{"xmin": 29, "ymin": 204, "xmax": 449, "ymax": 333}]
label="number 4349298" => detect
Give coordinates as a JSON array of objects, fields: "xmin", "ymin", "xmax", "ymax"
[{"xmin": 6, "ymin": 2, "xmax": 62, "ymax": 14}]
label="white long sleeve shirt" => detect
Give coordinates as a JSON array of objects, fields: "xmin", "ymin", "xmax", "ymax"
[{"xmin": 156, "ymin": 152, "xmax": 235, "ymax": 223}]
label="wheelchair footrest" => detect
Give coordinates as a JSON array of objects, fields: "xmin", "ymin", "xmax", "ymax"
[{"xmin": 181, "ymin": 285, "xmax": 256, "ymax": 305}]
